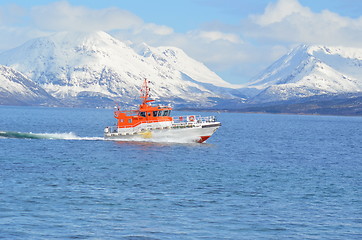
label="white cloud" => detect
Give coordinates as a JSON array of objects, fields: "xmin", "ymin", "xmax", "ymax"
[
  {"xmin": 28, "ymin": 1, "xmax": 175, "ymax": 37},
  {"xmin": 138, "ymin": 23, "xmax": 174, "ymax": 36},
  {"xmin": 0, "ymin": 1, "xmax": 174, "ymax": 50},
  {"xmin": 195, "ymin": 31, "xmax": 242, "ymax": 43},
  {"xmin": 251, "ymin": 0, "xmax": 312, "ymax": 26},
  {"xmin": 247, "ymin": 0, "xmax": 362, "ymax": 47},
  {"xmin": 30, "ymin": 1, "xmax": 143, "ymax": 31}
]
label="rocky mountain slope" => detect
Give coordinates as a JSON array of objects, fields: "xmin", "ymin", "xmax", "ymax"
[{"xmin": 0, "ymin": 65, "xmax": 57, "ymax": 106}]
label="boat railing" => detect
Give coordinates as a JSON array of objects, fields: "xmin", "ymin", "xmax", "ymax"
[
  {"xmin": 105, "ymin": 126, "xmax": 117, "ymax": 134},
  {"xmin": 172, "ymin": 115, "xmax": 217, "ymax": 124},
  {"xmin": 105, "ymin": 115, "xmax": 218, "ymax": 134}
]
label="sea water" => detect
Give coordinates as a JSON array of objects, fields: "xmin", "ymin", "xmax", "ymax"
[{"xmin": 0, "ymin": 106, "xmax": 361, "ymax": 239}]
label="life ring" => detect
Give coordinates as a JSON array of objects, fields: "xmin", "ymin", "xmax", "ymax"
[{"xmin": 188, "ymin": 115, "xmax": 195, "ymax": 122}]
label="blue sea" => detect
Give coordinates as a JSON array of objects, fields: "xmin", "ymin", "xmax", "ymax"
[{"xmin": 0, "ymin": 106, "xmax": 361, "ymax": 239}]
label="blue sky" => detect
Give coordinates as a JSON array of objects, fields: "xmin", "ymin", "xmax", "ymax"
[{"xmin": 0, "ymin": 0, "xmax": 361, "ymax": 84}]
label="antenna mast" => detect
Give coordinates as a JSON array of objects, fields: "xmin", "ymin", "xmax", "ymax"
[{"xmin": 140, "ymin": 78, "xmax": 153, "ymax": 105}]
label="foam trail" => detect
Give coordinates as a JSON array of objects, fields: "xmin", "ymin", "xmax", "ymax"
[
  {"xmin": 0, "ymin": 130, "xmax": 203, "ymax": 144},
  {"xmin": 0, "ymin": 131, "xmax": 103, "ymax": 141}
]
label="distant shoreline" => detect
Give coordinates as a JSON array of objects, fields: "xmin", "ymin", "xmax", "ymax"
[{"xmin": 1, "ymin": 104, "xmax": 361, "ymax": 117}]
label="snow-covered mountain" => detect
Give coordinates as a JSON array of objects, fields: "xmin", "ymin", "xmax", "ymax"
[
  {"xmin": 1, "ymin": 31, "xmax": 360, "ymax": 112},
  {"xmin": 0, "ymin": 31, "xmax": 239, "ymax": 108},
  {"xmin": 243, "ymin": 45, "xmax": 362, "ymax": 103},
  {"xmin": 0, "ymin": 65, "xmax": 57, "ymax": 106}
]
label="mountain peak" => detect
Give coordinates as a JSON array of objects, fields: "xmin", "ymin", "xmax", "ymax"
[
  {"xmin": 46, "ymin": 31, "xmax": 127, "ymax": 48},
  {"xmin": 282, "ymin": 44, "xmax": 362, "ymax": 60}
]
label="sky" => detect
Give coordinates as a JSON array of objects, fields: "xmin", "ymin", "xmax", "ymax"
[{"xmin": 0, "ymin": 0, "xmax": 361, "ymax": 84}]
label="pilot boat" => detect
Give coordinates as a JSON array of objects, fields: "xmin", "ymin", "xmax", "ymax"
[{"xmin": 104, "ymin": 79, "xmax": 221, "ymax": 143}]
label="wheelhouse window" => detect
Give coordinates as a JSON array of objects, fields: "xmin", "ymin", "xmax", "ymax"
[
  {"xmin": 128, "ymin": 119, "xmax": 132, "ymax": 123},
  {"xmin": 163, "ymin": 110, "xmax": 170, "ymax": 116},
  {"xmin": 151, "ymin": 110, "xmax": 171, "ymax": 117},
  {"xmin": 140, "ymin": 112, "xmax": 146, "ymax": 117}
]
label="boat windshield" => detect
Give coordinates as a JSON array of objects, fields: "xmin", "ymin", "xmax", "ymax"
[
  {"xmin": 151, "ymin": 110, "xmax": 171, "ymax": 117},
  {"xmin": 163, "ymin": 110, "xmax": 171, "ymax": 116}
]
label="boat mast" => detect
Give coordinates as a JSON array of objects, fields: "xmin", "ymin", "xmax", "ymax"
[{"xmin": 140, "ymin": 78, "xmax": 153, "ymax": 106}]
